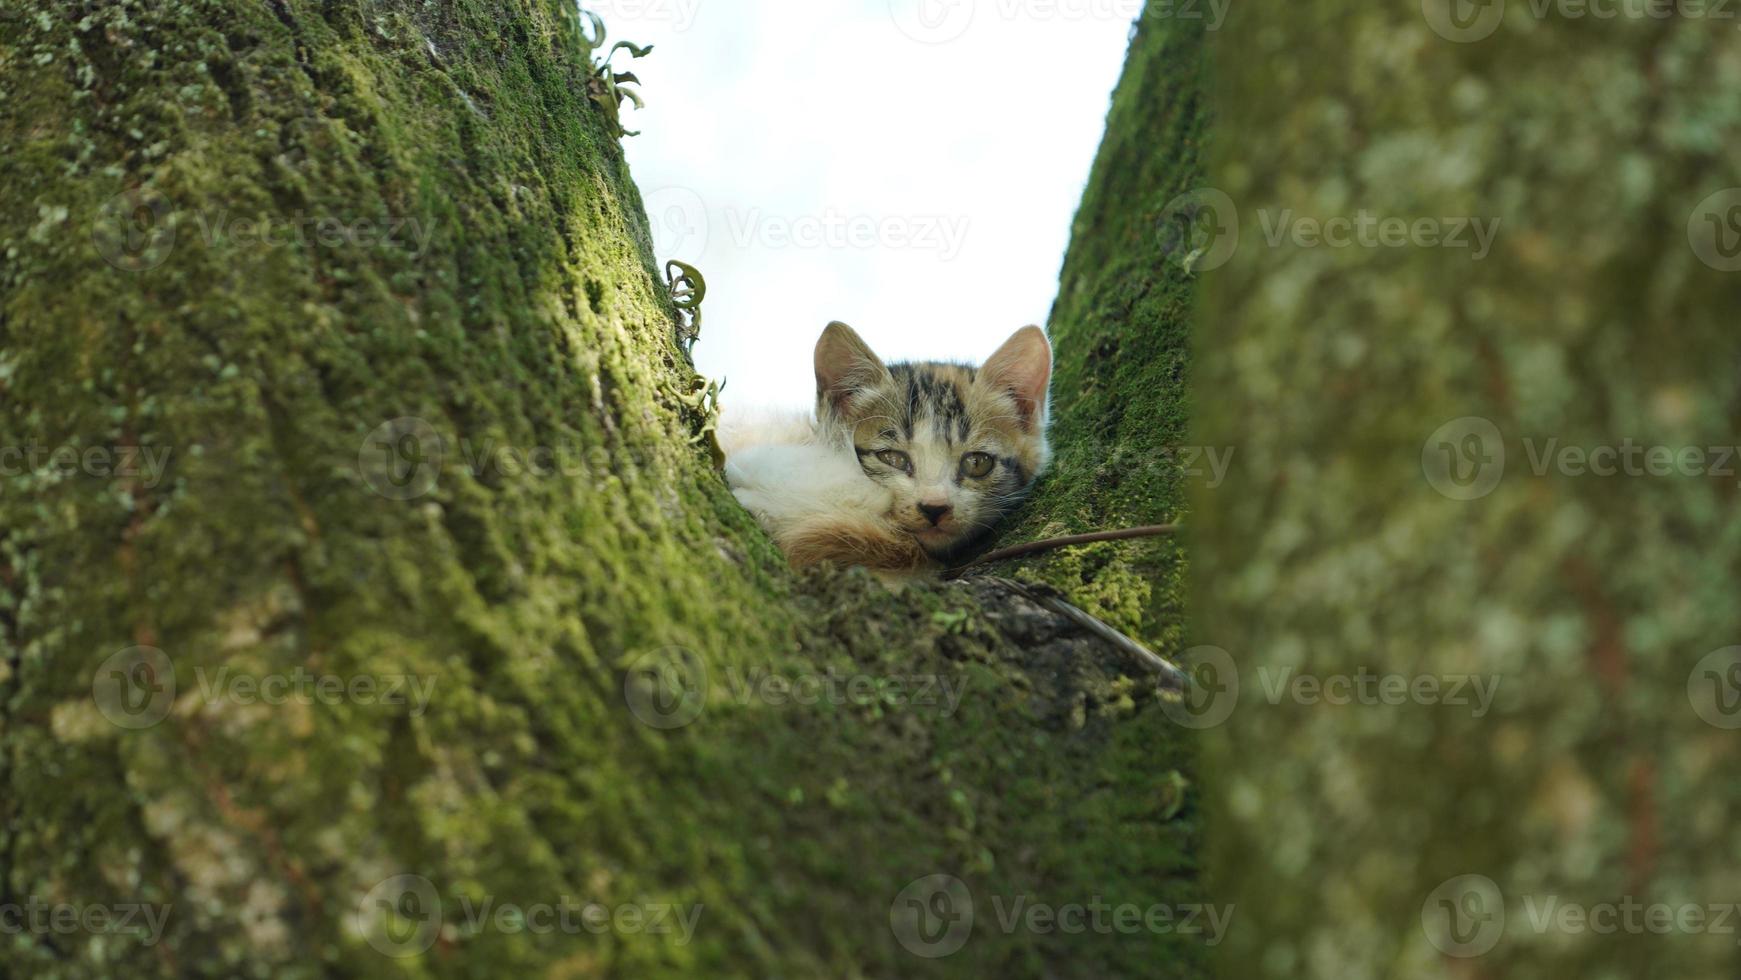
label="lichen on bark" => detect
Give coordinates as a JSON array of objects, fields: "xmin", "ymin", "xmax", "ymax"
[{"xmin": 1, "ymin": 2, "xmax": 1209, "ymax": 978}]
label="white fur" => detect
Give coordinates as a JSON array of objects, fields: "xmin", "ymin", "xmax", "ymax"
[
  {"xmin": 715, "ymin": 405, "xmax": 816, "ymax": 457},
  {"xmin": 720, "ymin": 405, "xmax": 893, "ymax": 538}
]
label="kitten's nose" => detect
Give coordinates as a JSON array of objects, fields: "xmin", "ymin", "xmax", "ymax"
[{"xmin": 918, "ymin": 503, "xmax": 952, "ymax": 526}]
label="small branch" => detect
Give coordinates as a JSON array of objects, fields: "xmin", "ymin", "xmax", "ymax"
[
  {"xmin": 952, "ymin": 524, "xmax": 1178, "ymax": 573},
  {"xmin": 989, "ymin": 577, "xmax": 1189, "ymax": 690}
]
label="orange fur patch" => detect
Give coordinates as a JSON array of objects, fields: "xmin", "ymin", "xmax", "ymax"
[{"xmin": 779, "ymin": 516, "xmax": 935, "ymax": 573}]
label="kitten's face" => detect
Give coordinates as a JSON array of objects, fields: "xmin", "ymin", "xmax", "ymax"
[{"xmin": 814, "ymin": 322, "xmax": 1052, "ymax": 562}]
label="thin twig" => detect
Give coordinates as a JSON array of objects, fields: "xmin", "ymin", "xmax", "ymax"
[
  {"xmin": 989, "ymin": 577, "xmax": 1189, "ymax": 690},
  {"xmin": 953, "ymin": 524, "xmax": 1179, "ymax": 573}
]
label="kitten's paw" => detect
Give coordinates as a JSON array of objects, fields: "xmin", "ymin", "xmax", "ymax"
[
  {"xmin": 723, "ymin": 457, "xmax": 752, "ymax": 491},
  {"xmin": 722, "ymin": 444, "xmax": 784, "ymax": 491},
  {"xmin": 731, "ymin": 486, "xmax": 772, "ymax": 517}
]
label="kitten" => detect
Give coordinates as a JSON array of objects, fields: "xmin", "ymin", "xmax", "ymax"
[{"xmin": 723, "ymin": 322, "xmax": 1052, "ymax": 572}]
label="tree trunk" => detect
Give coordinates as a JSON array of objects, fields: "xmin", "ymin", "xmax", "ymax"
[
  {"xmin": 0, "ymin": 3, "xmax": 1206, "ymax": 977},
  {"xmin": 1197, "ymin": 5, "xmax": 1741, "ymax": 978}
]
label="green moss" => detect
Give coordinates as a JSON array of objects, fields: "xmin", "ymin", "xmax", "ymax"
[
  {"xmin": 996, "ymin": 11, "xmax": 1209, "ymax": 655},
  {"xmin": 0, "ymin": 3, "xmax": 1207, "ymax": 978}
]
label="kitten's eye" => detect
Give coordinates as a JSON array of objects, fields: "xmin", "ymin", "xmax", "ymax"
[
  {"xmin": 875, "ymin": 449, "xmax": 912, "ymax": 473},
  {"xmin": 961, "ymin": 452, "xmax": 996, "ymax": 479}
]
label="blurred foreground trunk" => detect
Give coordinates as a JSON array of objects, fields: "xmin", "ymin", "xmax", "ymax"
[{"xmin": 1197, "ymin": 4, "xmax": 1741, "ymax": 978}]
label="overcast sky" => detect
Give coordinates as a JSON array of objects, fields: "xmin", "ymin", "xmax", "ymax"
[{"xmin": 602, "ymin": 0, "xmax": 1139, "ymax": 408}]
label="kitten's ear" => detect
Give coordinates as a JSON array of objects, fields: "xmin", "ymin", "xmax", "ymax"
[
  {"xmin": 980, "ymin": 326, "xmax": 1052, "ymax": 431},
  {"xmin": 814, "ymin": 321, "xmax": 889, "ymax": 415}
]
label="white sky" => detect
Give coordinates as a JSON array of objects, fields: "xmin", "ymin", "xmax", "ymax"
[{"xmin": 598, "ymin": 0, "xmax": 1139, "ymax": 408}]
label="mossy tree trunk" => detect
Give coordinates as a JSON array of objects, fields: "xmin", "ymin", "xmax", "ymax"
[
  {"xmin": 0, "ymin": 2, "xmax": 1208, "ymax": 977},
  {"xmin": 1197, "ymin": 5, "xmax": 1741, "ymax": 978}
]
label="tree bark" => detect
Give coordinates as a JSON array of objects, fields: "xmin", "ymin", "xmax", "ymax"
[
  {"xmin": 1197, "ymin": 5, "xmax": 1741, "ymax": 978},
  {"xmin": 0, "ymin": 3, "xmax": 1206, "ymax": 977}
]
